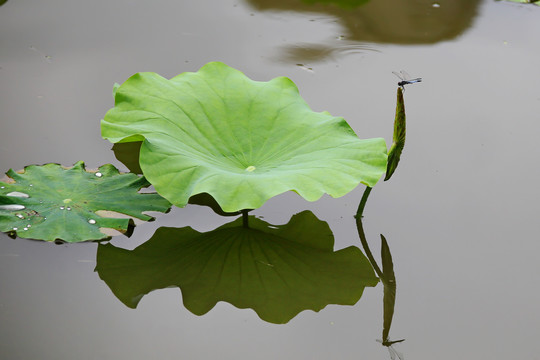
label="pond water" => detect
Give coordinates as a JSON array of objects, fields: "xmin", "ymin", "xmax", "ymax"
[{"xmin": 1, "ymin": 0, "xmax": 540, "ymax": 359}]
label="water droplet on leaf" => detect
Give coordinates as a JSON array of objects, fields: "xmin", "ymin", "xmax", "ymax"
[
  {"xmin": 0, "ymin": 205, "xmax": 26, "ymax": 211},
  {"xmin": 6, "ymin": 192, "xmax": 29, "ymax": 198}
]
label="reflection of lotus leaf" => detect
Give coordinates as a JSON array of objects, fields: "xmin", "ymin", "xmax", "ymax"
[
  {"xmin": 302, "ymin": 0, "xmax": 370, "ymax": 9},
  {"xmin": 500, "ymin": 0, "xmax": 539, "ymax": 4},
  {"xmin": 0, "ymin": 162, "xmax": 170, "ymax": 242},
  {"xmin": 96, "ymin": 211, "xmax": 379, "ymax": 324},
  {"xmin": 249, "ymin": 0, "xmax": 480, "ymax": 48},
  {"xmin": 101, "ymin": 62, "xmax": 387, "ymax": 212}
]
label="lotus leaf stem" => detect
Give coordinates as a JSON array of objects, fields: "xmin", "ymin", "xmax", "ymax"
[
  {"xmin": 242, "ymin": 209, "xmax": 249, "ymax": 228},
  {"xmin": 356, "ymin": 186, "xmax": 372, "ymax": 218}
]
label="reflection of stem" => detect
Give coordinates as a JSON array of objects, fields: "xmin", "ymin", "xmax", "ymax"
[
  {"xmin": 355, "ymin": 216, "xmax": 383, "ymax": 279},
  {"xmin": 355, "ymin": 186, "xmax": 372, "ymax": 218},
  {"xmin": 356, "ymin": 217, "xmax": 404, "ymax": 352},
  {"xmin": 242, "ymin": 209, "xmax": 249, "ymax": 228}
]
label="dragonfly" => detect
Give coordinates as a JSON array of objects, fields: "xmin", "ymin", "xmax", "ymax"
[
  {"xmin": 392, "ymin": 70, "xmax": 422, "ymax": 90},
  {"xmin": 377, "ymin": 339, "xmax": 405, "ymax": 360}
]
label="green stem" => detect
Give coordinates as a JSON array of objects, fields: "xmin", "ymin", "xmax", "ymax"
[
  {"xmin": 356, "ymin": 186, "xmax": 372, "ymax": 218},
  {"xmin": 242, "ymin": 209, "xmax": 249, "ymax": 228}
]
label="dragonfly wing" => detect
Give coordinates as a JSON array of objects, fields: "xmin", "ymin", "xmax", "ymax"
[
  {"xmin": 392, "ymin": 71, "xmax": 404, "ymax": 80},
  {"xmin": 400, "ymin": 70, "xmax": 411, "ymax": 81},
  {"xmin": 388, "ymin": 346, "xmax": 405, "ymax": 360}
]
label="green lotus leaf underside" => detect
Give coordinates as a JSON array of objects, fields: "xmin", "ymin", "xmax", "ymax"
[
  {"xmin": 95, "ymin": 211, "xmax": 379, "ymax": 324},
  {"xmin": 0, "ymin": 161, "xmax": 171, "ymax": 242},
  {"xmin": 102, "ymin": 62, "xmax": 388, "ymax": 212}
]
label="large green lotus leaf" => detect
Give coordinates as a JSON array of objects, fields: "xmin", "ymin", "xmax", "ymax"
[
  {"xmin": 0, "ymin": 161, "xmax": 171, "ymax": 242},
  {"xmin": 95, "ymin": 211, "xmax": 379, "ymax": 324},
  {"xmin": 101, "ymin": 61, "xmax": 388, "ymax": 212},
  {"xmin": 111, "ymin": 142, "xmax": 242, "ymax": 216}
]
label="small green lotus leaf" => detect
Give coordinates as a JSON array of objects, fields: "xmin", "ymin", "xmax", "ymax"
[
  {"xmin": 0, "ymin": 161, "xmax": 171, "ymax": 242},
  {"xmin": 95, "ymin": 211, "xmax": 379, "ymax": 324},
  {"xmin": 101, "ymin": 62, "xmax": 388, "ymax": 212}
]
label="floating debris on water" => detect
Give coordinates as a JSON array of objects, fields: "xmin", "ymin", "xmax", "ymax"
[
  {"xmin": 296, "ymin": 64, "xmax": 314, "ymax": 73},
  {"xmin": 29, "ymin": 46, "xmax": 52, "ymax": 63}
]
